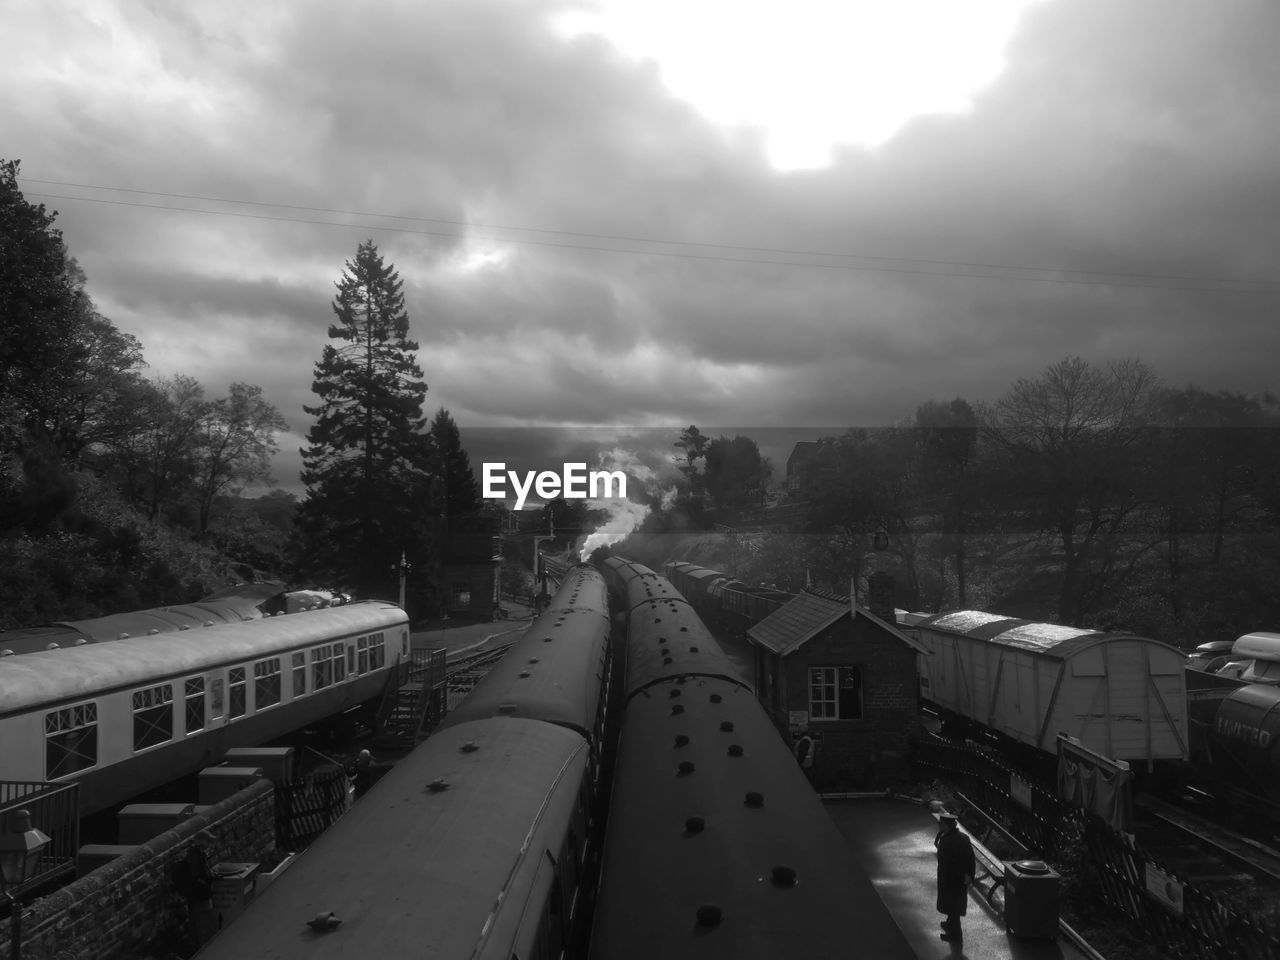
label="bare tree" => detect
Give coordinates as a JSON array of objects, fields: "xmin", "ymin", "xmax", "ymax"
[
  {"xmin": 982, "ymin": 356, "xmax": 1160, "ymax": 625},
  {"xmin": 193, "ymin": 383, "xmax": 287, "ymax": 540}
]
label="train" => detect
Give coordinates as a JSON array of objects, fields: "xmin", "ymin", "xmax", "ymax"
[
  {"xmin": 0, "ymin": 583, "xmax": 290, "ymax": 657},
  {"xmin": 664, "ymin": 559, "xmax": 792, "ymax": 625},
  {"xmin": 667, "ymin": 559, "xmax": 1203, "ymax": 762},
  {"xmin": 0, "ymin": 600, "xmax": 410, "ymax": 816},
  {"xmin": 589, "ymin": 557, "xmax": 914, "ymax": 960},
  {"xmin": 902, "ymin": 609, "xmax": 1190, "ymax": 770},
  {"xmin": 192, "ymin": 564, "xmax": 616, "ymax": 960}
]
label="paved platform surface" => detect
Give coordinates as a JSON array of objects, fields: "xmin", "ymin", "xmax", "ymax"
[{"xmin": 826, "ymin": 797, "xmax": 1096, "ymax": 960}]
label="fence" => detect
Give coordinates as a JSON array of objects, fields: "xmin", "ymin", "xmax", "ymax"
[
  {"xmin": 0, "ymin": 780, "xmax": 78, "ymax": 888},
  {"xmin": 275, "ymin": 763, "xmax": 351, "ymax": 851},
  {"xmin": 912, "ymin": 737, "xmax": 1280, "ymax": 959}
]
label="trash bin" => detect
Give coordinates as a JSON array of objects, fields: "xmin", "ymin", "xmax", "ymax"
[{"xmin": 1003, "ymin": 859, "xmax": 1059, "ymax": 939}]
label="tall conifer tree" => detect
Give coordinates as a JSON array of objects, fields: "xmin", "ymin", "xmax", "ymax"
[
  {"xmin": 294, "ymin": 240, "xmax": 435, "ymax": 601},
  {"xmin": 429, "ymin": 408, "xmax": 481, "ymax": 519}
]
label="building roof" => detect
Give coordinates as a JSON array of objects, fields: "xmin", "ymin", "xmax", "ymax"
[{"xmin": 746, "ymin": 588, "xmax": 927, "ymax": 656}]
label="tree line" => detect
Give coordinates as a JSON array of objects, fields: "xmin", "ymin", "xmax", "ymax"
[
  {"xmin": 1, "ymin": 160, "xmax": 485, "ymax": 626},
  {"xmin": 653, "ymin": 358, "xmax": 1280, "ymax": 648}
]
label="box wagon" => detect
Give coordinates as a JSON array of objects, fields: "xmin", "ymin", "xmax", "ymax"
[{"xmin": 913, "ymin": 610, "xmax": 1189, "ymax": 765}]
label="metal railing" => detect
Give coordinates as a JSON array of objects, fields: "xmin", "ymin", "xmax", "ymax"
[{"xmin": 0, "ymin": 781, "xmax": 79, "ymax": 889}]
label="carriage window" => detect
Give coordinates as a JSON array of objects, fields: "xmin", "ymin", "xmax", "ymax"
[
  {"xmin": 292, "ymin": 651, "xmax": 307, "ymax": 697},
  {"xmin": 229, "ymin": 667, "xmax": 247, "ymax": 718},
  {"xmin": 185, "ymin": 677, "xmax": 205, "ymax": 734},
  {"xmin": 369, "ymin": 632, "xmax": 385, "ymax": 670},
  {"xmin": 312, "ymin": 644, "xmax": 343, "ymax": 689},
  {"xmin": 809, "ymin": 665, "xmax": 863, "ymax": 720},
  {"xmin": 46, "ymin": 703, "xmax": 98, "ymax": 778},
  {"xmin": 357, "ymin": 636, "xmax": 369, "ymax": 675},
  {"xmin": 255, "ymin": 658, "xmax": 282, "ymax": 709},
  {"xmin": 347, "ymin": 644, "xmax": 355, "ymax": 675},
  {"xmin": 133, "ymin": 683, "xmax": 174, "ymax": 750}
]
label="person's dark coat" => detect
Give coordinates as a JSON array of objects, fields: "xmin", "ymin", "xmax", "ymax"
[{"xmin": 935, "ymin": 827, "xmax": 976, "ymax": 916}]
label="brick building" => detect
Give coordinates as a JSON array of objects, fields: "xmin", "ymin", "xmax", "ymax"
[
  {"xmin": 439, "ymin": 515, "xmax": 502, "ymax": 620},
  {"xmin": 744, "ymin": 573, "xmax": 925, "ymax": 790}
]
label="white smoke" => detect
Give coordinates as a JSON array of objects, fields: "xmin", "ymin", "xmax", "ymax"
[
  {"xmin": 576, "ymin": 448, "xmax": 658, "ymax": 560},
  {"xmin": 659, "ymin": 485, "xmax": 677, "ymax": 509},
  {"xmin": 578, "ymin": 498, "xmax": 651, "ymax": 560}
]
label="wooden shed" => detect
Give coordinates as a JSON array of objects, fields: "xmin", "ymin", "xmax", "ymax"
[{"xmin": 745, "ymin": 586, "xmax": 926, "ymax": 790}]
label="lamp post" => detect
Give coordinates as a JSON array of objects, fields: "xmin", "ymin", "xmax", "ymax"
[
  {"xmin": 0, "ymin": 809, "xmax": 52, "ymax": 960},
  {"xmin": 393, "ymin": 551, "xmax": 412, "ymax": 611}
]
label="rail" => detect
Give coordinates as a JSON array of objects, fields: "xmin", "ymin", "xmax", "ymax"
[{"xmin": 915, "ymin": 737, "xmax": 1280, "ymax": 959}]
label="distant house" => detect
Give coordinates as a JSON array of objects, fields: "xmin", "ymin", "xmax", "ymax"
[
  {"xmin": 785, "ymin": 439, "xmax": 836, "ymax": 498},
  {"xmin": 744, "ymin": 572, "xmax": 925, "ymax": 790}
]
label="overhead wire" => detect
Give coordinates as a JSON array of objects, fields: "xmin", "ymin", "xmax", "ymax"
[{"xmin": 20, "ymin": 178, "xmax": 1280, "ymax": 295}]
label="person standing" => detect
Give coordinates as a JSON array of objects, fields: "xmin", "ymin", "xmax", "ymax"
[
  {"xmin": 934, "ymin": 810, "xmax": 976, "ymax": 942},
  {"xmin": 794, "ymin": 728, "xmax": 816, "ymax": 785}
]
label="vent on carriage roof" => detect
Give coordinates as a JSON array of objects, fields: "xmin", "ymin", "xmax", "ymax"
[{"xmin": 696, "ymin": 905, "xmax": 723, "ymax": 926}]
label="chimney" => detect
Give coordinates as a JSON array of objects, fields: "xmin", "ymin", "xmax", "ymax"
[{"xmin": 865, "ymin": 571, "xmax": 896, "ymax": 623}]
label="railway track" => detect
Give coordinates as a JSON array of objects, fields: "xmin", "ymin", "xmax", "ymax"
[
  {"xmin": 443, "ymin": 642, "xmax": 516, "ymax": 711},
  {"xmin": 1133, "ymin": 792, "xmax": 1280, "ymax": 926}
]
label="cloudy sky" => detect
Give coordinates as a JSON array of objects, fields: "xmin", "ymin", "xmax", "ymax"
[{"xmin": 6, "ymin": 0, "xmax": 1279, "ymax": 500}]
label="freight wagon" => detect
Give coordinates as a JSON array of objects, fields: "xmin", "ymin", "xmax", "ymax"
[{"xmin": 911, "ymin": 610, "xmax": 1189, "ymax": 766}]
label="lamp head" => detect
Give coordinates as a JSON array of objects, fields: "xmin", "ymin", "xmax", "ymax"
[{"xmin": 0, "ymin": 810, "xmax": 52, "ymax": 892}]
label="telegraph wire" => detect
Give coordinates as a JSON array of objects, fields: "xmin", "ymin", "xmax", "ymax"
[
  {"xmin": 22, "ymin": 185, "xmax": 1280, "ymax": 295},
  {"xmin": 24, "ymin": 176, "xmax": 1280, "ymax": 288}
]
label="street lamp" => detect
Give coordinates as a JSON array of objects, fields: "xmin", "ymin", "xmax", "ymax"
[
  {"xmin": 393, "ymin": 551, "xmax": 412, "ymax": 611},
  {"xmin": 0, "ymin": 809, "xmax": 51, "ymax": 960}
]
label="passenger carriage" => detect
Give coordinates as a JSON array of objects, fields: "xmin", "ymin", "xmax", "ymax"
[{"xmin": 0, "ymin": 601, "xmax": 409, "ymax": 815}]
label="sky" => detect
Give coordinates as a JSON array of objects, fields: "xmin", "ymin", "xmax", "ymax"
[{"xmin": 5, "ymin": 0, "xmax": 1280, "ymax": 508}]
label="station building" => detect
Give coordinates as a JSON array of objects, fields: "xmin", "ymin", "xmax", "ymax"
[
  {"xmin": 439, "ymin": 515, "xmax": 502, "ymax": 620},
  {"xmin": 745, "ymin": 572, "xmax": 926, "ymax": 790}
]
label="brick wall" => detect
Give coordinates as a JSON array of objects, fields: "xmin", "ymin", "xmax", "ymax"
[
  {"xmin": 1, "ymin": 777, "xmax": 275, "ymax": 960},
  {"xmin": 780, "ymin": 617, "xmax": 922, "ymax": 791}
]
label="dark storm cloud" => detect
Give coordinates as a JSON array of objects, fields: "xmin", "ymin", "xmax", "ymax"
[{"xmin": 5, "ymin": 0, "xmax": 1279, "ymax": 495}]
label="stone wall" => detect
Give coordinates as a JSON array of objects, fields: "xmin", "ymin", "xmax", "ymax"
[{"xmin": 2, "ymin": 777, "xmax": 275, "ymax": 960}]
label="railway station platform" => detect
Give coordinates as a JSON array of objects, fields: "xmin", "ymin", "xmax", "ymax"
[{"xmin": 825, "ymin": 797, "xmax": 1100, "ymax": 960}]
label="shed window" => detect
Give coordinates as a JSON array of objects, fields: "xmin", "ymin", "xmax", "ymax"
[
  {"xmin": 185, "ymin": 677, "xmax": 205, "ymax": 734},
  {"xmin": 45, "ymin": 703, "xmax": 98, "ymax": 778},
  {"xmin": 133, "ymin": 684, "xmax": 174, "ymax": 750},
  {"xmin": 809, "ymin": 666, "xmax": 863, "ymax": 720}
]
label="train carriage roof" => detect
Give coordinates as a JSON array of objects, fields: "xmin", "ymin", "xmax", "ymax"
[
  {"xmin": 592, "ymin": 677, "xmax": 914, "ymax": 960},
  {"xmin": 0, "ymin": 601, "xmax": 408, "ymax": 717},
  {"xmin": 193, "ymin": 720, "xmax": 590, "ymax": 960},
  {"xmin": 916, "ymin": 610, "xmax": 1179, "ymax": 660},
  {"xmin": 437, "ymin": 572, "xmax": 610, "ymax": 737},
  {"xmin": 626, "ymin": 596, "xmax": 751, "ymax": 698},
  {"xmin": 541, "ymin": 566, "xmax": 609, "ymax": 615},
  {"xmin": 0, "ymin": 595, "xmax": 274, "ymax": 656},
  {"xmin": 624, "ymin": 569, "xmax": 686, "ymax": 610},
  {"xmin": 1232, "ymin": 632, "xmax": 1280, "ymax": 661}
]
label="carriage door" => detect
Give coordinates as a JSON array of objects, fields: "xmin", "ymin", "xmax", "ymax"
[{"xmin": 206, "ymin": 669, "xmax": 227, "ymax": 729}]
